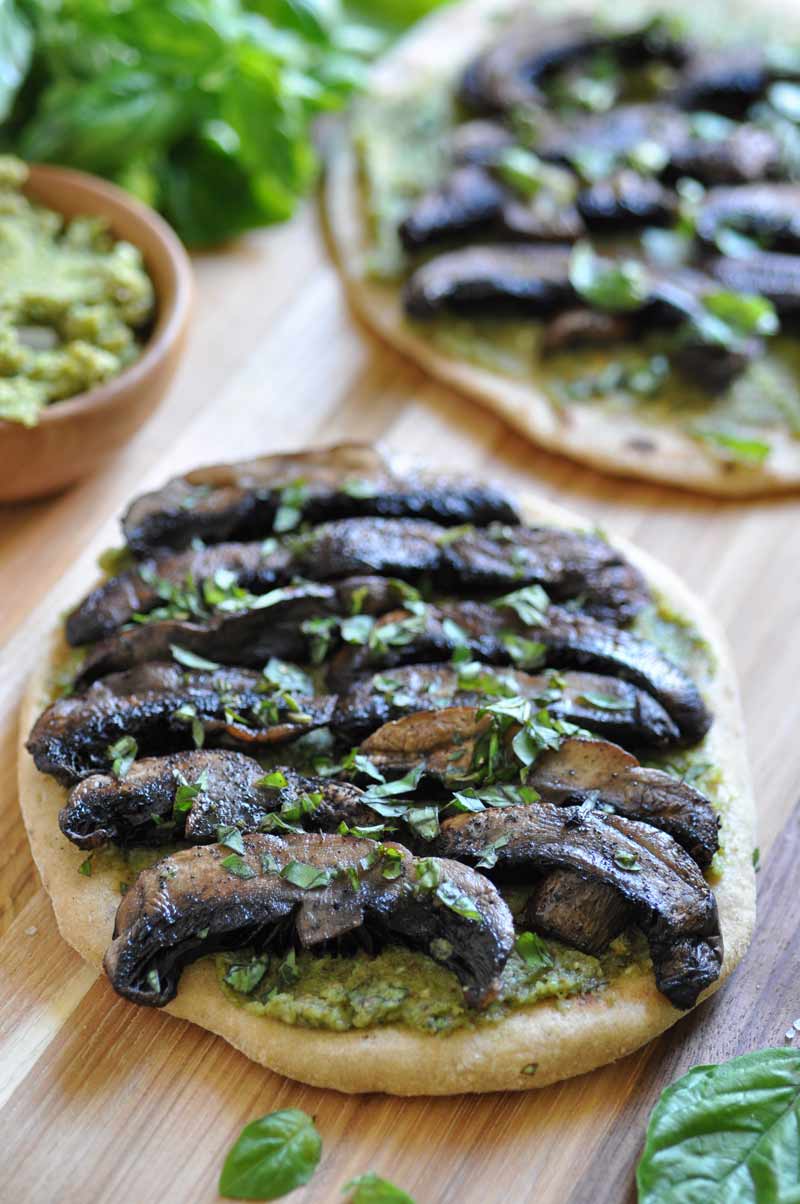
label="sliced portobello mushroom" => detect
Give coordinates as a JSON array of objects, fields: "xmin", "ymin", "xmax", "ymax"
[
  {"xmin": 331, "ymin": 600, "xmax": 711, "ymax": 743},
  {"xmin": 696, "ymin": 184, "xmax": 800, "ymax": 254},
  {"xmin": 450, "ymin": 120, "xmax": 516, "ymax": 166},
  {"xmin": 457, "ymin": 15, "xmax": 685, "ymax": 115},
  {"xmin": 540, "ymin": 308, "xmax": 634, "ymax": 353},
  {"xmin": 404, "ymin": 244, "xmax": 576, "ymax": 320},
  {"xmin": 430, "ymin": 803, "xmax": 723, "ymax": 1009},
  {"xmin": 577, "ymin": 170, "xmax": 677, "ymax": 230},
  {"xmin": 333, "ymin": 663, "xmax": 681, "ymax": 748},
  {"xmin": 69, "ymin": 517, "xmax": 649, "ymax": 643},
  {"xmin": 122, "ymin": 442, "xmax": 519, "ymax": 554},
  {"xmin": 102, "ymin": 832, "xmax": 515, "ymax": 1009},
  {"xmin": 71, "ymin": 577, "xmax": 409, "ymax": 689},
  {"xmin": 399, "ymin": 165, "xmax": 507, "ymax": 252},
  {"xmin": 525, "ymin": 871, "xmax": 631, "ymax": 956},
  {"xmin": 59, "ymin": 750, "xmax": 376, "ymax": 849},
  {"xmin": 26, "ymin": 662, "xmax": 336, "ymax": 785},
  {"xmin": 673, "ymin": 47, "xmax": 769, "ymax": 116},
  {"xmin": 708, "ymin": 249, "xmax": 800, "ymax": 316}
]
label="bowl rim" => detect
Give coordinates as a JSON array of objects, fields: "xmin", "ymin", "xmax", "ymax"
[{"xmin": 0, "ymin": 161, "xmax": 193, "ymax": 431}]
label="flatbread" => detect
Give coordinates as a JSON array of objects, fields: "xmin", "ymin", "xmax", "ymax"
[
  {"xmin": 17, "ymin": 491, "xmax": 755, "ymax": 1095},
  {"xmin": 323, "ymin": 0, "xmax": 800, "ymax": 496}
]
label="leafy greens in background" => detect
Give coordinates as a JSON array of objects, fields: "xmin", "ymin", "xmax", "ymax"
[
  {"xmin": 637, "ymin": 1047, "xmax": 800, "ymax": 1203},
  {"xmin": 0, "ymin": 0, "xmax": 451, "ymax": 246}
]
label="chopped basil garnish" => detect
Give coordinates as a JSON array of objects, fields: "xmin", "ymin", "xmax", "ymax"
[
  {"xmin": 219, "ymin": 1108, "xmax": 322, "ymax": 1201},
  {"xmin": 515, "ymin": 931, "xmax": 553, "ymax": 972},
  {"xmin": 78, "ymin": 854, "xmax": 93, "ymax": 877},
  {"xmin": 280, "ymin": 860, "xmax": 334, "ymax": 889},
  {"xmin": 224, "ymin": 957, "xmax": 268, "ymax": 995},
  {"xmin": 273, "ymin": 480, "xmax": 309, "ymax": 533},
  {"xmin": 500, "ymin": 633, "xmax": 547, "ymax": 669},
  {"xmin": 578, "ymin": 691, "xmax": 631, "ymax": 711},
  {"xmin": 172, "ymin": 768, "xmax": 208, "ymax": 815},
  {"xmin": 256, "ymin": 770, "xmax": 289, "ymax": 789},
  {"xmin": 220, "ymin": 853, "xmax": 256, "ymax": 879},
  {"xmin": 414, "ymin": 858, "xmax": 441, "ymax": 890},
  {"xmin": 493, "ymin": 584, "xmax": 549, "ymax": 625},
  {"xmin": 169, "ymin": 643, "xmax": 221, "ymax": 671},
  {"xmin": 172, "ymin": 703, "xmax": 205, "ymax": 748},
  {"xmin": 614, "ymin": 849, "xmax": 641, "ymax": 872},
  {"xmin": 342, "ymin": 477, "xmax": 379, "ymax": 499},
  {"xmin": 217, "ymin": 825, "xmax": 245, "ymax": 854},
  {"xmin": 570, "ymin": 241, "xmax": 650, "ymax": 312},
  {"xmin": 106, "ymin": 734, "xmax": 137, "ymax": 779},
  {"xmin": 475, "ymin": 834, "xmax": 509, "ymax": 869},
  {"xmin": 361, "ymin": 765, "xmax": 424, "ymax": 800},
  {"xmin": 435, "ymin": 879, "xmax": 483, "ymax": 923}
]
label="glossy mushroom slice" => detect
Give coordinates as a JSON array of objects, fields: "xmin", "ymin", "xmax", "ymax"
[
  {"xmin": 121, "ymin": 442, "xmax": 519, "ymax": 554},
  {"xmin": 102, "ymin": 832, "xmax": 515, "ymax": 1009},
  {"xmin": 577, "ymin": 171, "xmax": 677, "ymax": 231},
  {"xmin": 26, "ymin": 662, "xmax": 336, "ymax": 785},
  {"xmin": 708, "ymin": 250, "xmax": 800, "ymax": 316},
  {"xmin": 431, "ymin": 804, "xmax": 723, "ymax": 1009},
  {"xmin": 673, "ymin": 47, "xmax": 769, "ymax": 116},
  {"xmin": 404, "ymin": 244, "xmax": 575, "ymax": 320},
  {"xmin": 333, "ymin": 664, "xmax": 681, "ymax": 748},
  {"xmin": 696, "ymin": 185, "xmax": 800, "ymax": 254},
  {"xmin": 71, "ymin": 577, "xmax": 410, "ymax": 689},
  {"xmin": 525, "ymin": 871, "xmax": 631, "ymax": 956},
  {"xmin": 59, "ymin": 750, "xmax": 377, "ymax": 849},
  {"xmin": 359, "ymin": 714, "xmax": 717, "ymax": 866},
  {"xmin": 330, "ymin": 600, "xmax": 711, "ymax": 743},
  {"xmin": 68, "ymin": 517, "xmax": 650, "ymax": 643},
  {"xmin": 457, "ymin": 15, "xmax": 685, "ymax": 115},
  {"xmin": 399, "ymin": 165, "xmax": 506, "ymax": 252}
]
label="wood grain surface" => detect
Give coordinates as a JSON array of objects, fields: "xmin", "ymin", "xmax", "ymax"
[{"xmin": 1, "ymin": 197, "xmax": 799, "ymax": 1204}]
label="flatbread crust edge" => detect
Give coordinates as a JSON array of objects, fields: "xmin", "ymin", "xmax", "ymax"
[
  {"xmin": 17, "ymin": 492, "xmax": 756, "ymax": 1096},
  {"xmin": 322, "ymin": 0, "xmax": 800, "ymax": 498}
]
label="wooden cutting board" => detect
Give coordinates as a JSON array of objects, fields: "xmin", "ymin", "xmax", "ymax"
[{"xmin": 1, "ymin": 196, "xmax": 799, "ymax": 1202}]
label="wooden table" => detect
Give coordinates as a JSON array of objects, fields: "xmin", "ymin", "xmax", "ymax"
[{"xmin": 1, "ymin": 200, "xmax": 799, "ymax": 1204}]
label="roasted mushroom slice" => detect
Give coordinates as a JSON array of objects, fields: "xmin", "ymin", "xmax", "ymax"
[
  {"xmin": 457, "ymin": 15, "xmax": 685, "ymax": 115},
  {"xmin": 68, "ymin": 517, "xmax": 648, "ymax": 643},
  {"xmin": 59, "ymin": 750, "xmax": 376, "ymax": 849},
  {"xmin": 333, "ymin": 664, "xmax": 680, "ymax": 749},
  {"xmin": 26, "ymin": 662, "xmax": 336, "ymax": 785},
  {"xmin": 330, "ymin": 600, "xmax": 711, "ymax": 743},
  {"xmin": 404, "ymin": 244, "xmax": 575, "ymax": 320},
  {"xmin": 696, "ymin": 184, "xmax": 800, "ymax": 254},
  {"xmin": 577, "ymin": 171, "xmax": 677, "ymax": 230},
  {"xmin": 103, "ymin": 833, "xmax": 515, "ymax": 1009},
  {"xmin": 359, "ymin": 715, "xmax": 717, "ymax": 866},
  {"xmin": 525, "ymin": 737, "xmax": 719, "ymax": 868},
  {"xmin": 399, "ymin": 165, "xmax": 506, "ymax": 252},
  {"xmin": 450, "ymin": 120, "xmax": 516, "ymax": 167},
  {"xmin": 122, "ymin": 442, "xmax": 519, "ymax": 553},
  {"xmin": 526, "ymin": 871, "xmax": 632, "ymax": 956},
  {"xmin": 71, "ymin": 577, "xmax": 409, "ymax": 688},
  {"xmin": 431, "ymin": 804, "xmax": 723, "ymax": 1009},
  {"xmin": 708, "ymin": 250, "xmax": 800, "ymax": 316},
  {"xmin": 673, "ymin": 47, "xmax": 769, "ymax": 116}
]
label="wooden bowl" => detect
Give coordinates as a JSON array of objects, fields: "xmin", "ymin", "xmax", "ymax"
[{"xmin": 0, "ymin": 164, "xmax": 193, "ymax": 503}]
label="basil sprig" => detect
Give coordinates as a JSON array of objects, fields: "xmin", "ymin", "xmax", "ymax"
[
  {"xmin": 637, "ymin": 1048, "xmax": 800, "ymax": 1203},
  {"xmin": 219, "ymin": 1108, "xmax": 322, "ymax": 1201}
]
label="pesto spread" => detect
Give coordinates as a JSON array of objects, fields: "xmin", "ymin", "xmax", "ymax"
[{"xmin": 0, "ymin": 156, "xmax": 154, "ymax": 426}]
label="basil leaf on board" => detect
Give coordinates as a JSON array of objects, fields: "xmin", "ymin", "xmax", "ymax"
[
  {"xmin": 343, "ymin": 1172, "xmax": 416, "ymax": 1203},
  {"xmin": 219, "ymin": 1108, "xmax": 322, "ymax": 1200},
  {"xmin": 637, "ymin": 1048, "xmax": 800, "ymax": 1203}
]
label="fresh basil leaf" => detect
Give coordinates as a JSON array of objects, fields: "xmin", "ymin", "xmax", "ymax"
[
  {"xmin": 637, "ymin": 1048, "xmax": 800, "ymax": 1204},
  {"xmin": 578, "ymin": 691, "xmax": 631, "ymax": 711},
  {"xmin": 280, "ymin": 860, "xmax": 334, "ymax": 889},
  {"xmin": 500, "ymin": 633, "xmax": 547, "ymax": 669},
  {"xmin": 703, "ymin": 291, "xmax": 780, "ymax": 339},
  {"xmin": 262, "ymin": 657, "xmax": 313, "ymax": 697},
  {"xmin": 221, "ymin": 853, "xmax": 257, "ymax": 880},
  {"xmin": 475, "ymin": 833, "xmax": 509, "ymax": 868},
  {"xmin": 435, "ymin": 879, "xmax": 483, "ymax": 923},
  {"xmin": 362, "ymin": 766, "xmax": 424, "ymax": 800},
  {"xmin": 495, "ymin": 146, "xmax": 543, "ymax": 197},
  {"xmin": 256, "ymin": 770, "xmax": 289, "ymax": 789},
  {"xmin": 343, "ymin": 1172, "xmax": 416, "ymax": 1203},
  {"xmin": 173, "ymin": 768, "xmax": 208, "ymax": 815},
  {"xmin": 515, "ymin": 931, "xmax": 553, "ymax": 972},
  {"xmin": 493, "ymin": 584, "xmax": 549, "ymax": 625},
  {"xmin": 219, "ymin": 1108, "xmax": 322, "ymax": 1200},
  {"xmin": 107, "ymin": 734, "xmax": 137, "ymax": 779},
  {"xmin": 169, "ymin": 643, "xmax": 221, "ymax": 671},
  {"xmin": 224, "ymin": 957, "xmax": 268, "ymax": 995},
  {"xmin": 695, "ymin": 428, "xmax": 772, "ymax": 465},
  {"xmin": 217, "ymin": 825, "xmax": 245, "ymax": 854},
  {"xmin": 569, "ymin": 241, "xmax": 650, "ymax": 312}
]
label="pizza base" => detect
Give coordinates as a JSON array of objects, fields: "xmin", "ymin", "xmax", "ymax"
[
  {"xmin": 323, "ymin": 0, "xmax": 800, "ymax": 497},
  {"xmin": 17, "ymin": 492, "xmax": 756, "ymax": 1095}
]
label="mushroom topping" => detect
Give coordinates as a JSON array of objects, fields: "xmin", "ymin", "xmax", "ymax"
[
  {"xmin": 577, "ymin": 171, "xmax": 677, "ymax": 231},
  {"xmin": 457, "ymin": 15, "xmax": 685, "ymax": 116},
  {"xmin": 102, "ymin": 832, "xmax": 515, "ymax": 1010},
  {"xmin": 26, "ymin": 662, "xmax": 336, "ymax": 785},
  {"xmin": 399, "ymin": 165, "xmax": 506, "ymax": 252},
  {"xmin": 708, "ymin": 250, "xmax": 800, "ymax": 316},
  {"xmin": 359, "ymin": 714, "xmax": 717, "ymax": 867},
  {"xmin": 59, "ymin": 750, "xmax": 376, "ymax": 849},
  {"xmin": 525, "ymin": 872, "xmax": 632, "ymax": 956},
  {"xmin": 430, "ymin": 804, "xmax": 723, "ymax": 1009},
  {"xmin": 333, "ymin": 663, "xmax": 680, "ymax": 748},
  {"xmin": 330, "ymin": 600, "xmax": 711, "ymax": 742},
  {"xmin": 450, "ymin": 120, "xmax": 516, "ymax": 167},
  {"xmin": 696, "ymin": 184, "xmax": 800, "ymax": 255},
  {"xmin": 673, "ymin": 47, "xmax": 769, "ymax": 117},
  {"xmin": 71, "ymin": 577, "xmax": 409, "ymax": 689},
  {"xmin": 121, "ymin": 442, "xmax": 519, "ymax": 554},
  {"xmin": 67, "ymin": 518, "xmax": 649, "ymax": 646},
  {"xmin": 540, "ymin": 309, "xmax": 633, "ymax": 354},
  {"xmin": 404, "ymin": 245, "xmax": 575, "ymax": 321}
]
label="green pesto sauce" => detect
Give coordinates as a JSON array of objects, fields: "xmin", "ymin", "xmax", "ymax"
[
  {"xmin": 217, "ymin": 933, "xmax": 649, "ymax": 1035},
  {"xmin": 353, "ymin": 36, "xmax": 800, "ymax": 466}
]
